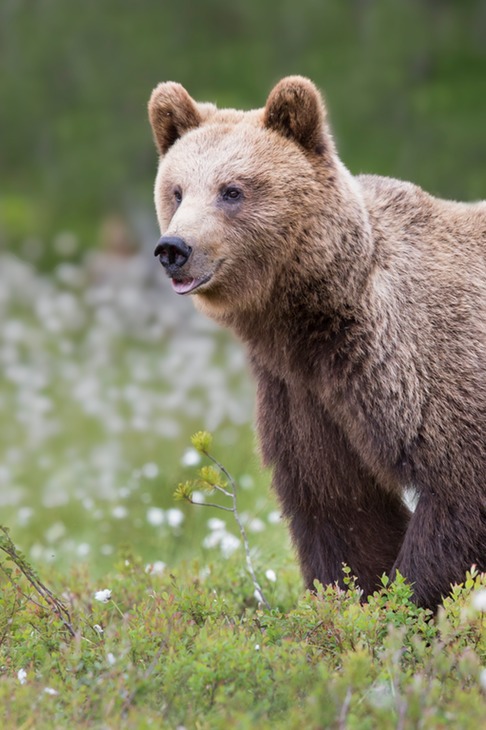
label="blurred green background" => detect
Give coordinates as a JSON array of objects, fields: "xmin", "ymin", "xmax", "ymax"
[
  {"xmin": 1, "ymin": 0, "xmax": 485, "ymax": 258},
  {"xmin": 0, "ymin": 0, "xmax": 485, "ymax": 581}
]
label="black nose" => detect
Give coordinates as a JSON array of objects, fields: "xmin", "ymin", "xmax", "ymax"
[{"xmin": 154, "ymin": 236, "xmax": 192, "ymax": 269}]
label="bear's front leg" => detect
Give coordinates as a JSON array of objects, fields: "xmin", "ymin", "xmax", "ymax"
[
  {"xmin": 253, "ymin": 363, "xmax": 411, "ymax": 597},
  {"xmin": 279, "ymin": 472, "xmax": 411, "ymax": 598},
  {"xmin": 392, "ymin": 490, "xmax": 486, "ymax": 609}
]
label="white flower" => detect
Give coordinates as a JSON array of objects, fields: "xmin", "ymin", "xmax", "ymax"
[
  {"xmin": 141, "ymin": 462, "xmax": 159, "ymax": 479},
  {"xmin": 166, "ymin": 508, "xmax": 184, "ymax": 528},
  {"xmin": 17, "ymin": 668, "xmax": 27, "ymax": 685},
  {"xmin": 107, "ymin": 652, "xmax": 116, "ymax": 666},
  {"xmin": 146, "ymin": 507, "xmax": 165, "ymax": 526},
  {"xmin": 43, "ymin": 687, "xmax": 59, "ymax": 696},
  {"xmin": 239, "ymin": 474, "xmax": 254, "ymax": 489},
  {"xmin": 207, "ymin": 517, "xmax": 226, "ymax": 531},
  {"xmin": 94, "ymin": 589, "xmax": 112, "ymax": 603},
  {"xmin": 145, "ymin": 560, "xmax": 166, "ymax": 575},
  {"xmin": 202, "ymin": 529, "xmax": 240, "ymax": 557},
  {"xmin": 17, "ymin": 506, "xmax": 33, "ymax": 526},
  {"xmin": 191, "ymin": 490, "xmax": 205, "ymax": 504},
  {"xmin": 181, "ymin": 448, "xmax": 201, "ymax": 467},
  {"xmin": 248, "ymin": 518, "xmax": 265, "ymax": 533},
  {"xmin": 472, "ymin": 589, "xmax": 486, "ymax": 612},
  {"xmin": 265, "ymin": 569, "xmax": 277, "ymax": 583},
  {"xmin": 93, "ymin": 624, "xmax": 104, "ymax": 634},
  {"xmin": 203, "ymin": 531, "xmax": 223, "ymax": 550},
  {"xmin": 112, "ymin": 505, "xmax": 128, "ymax": 519},
  {"xmin": 220, "ymin": 533, "xmax": 240, "ymax": 558},
  {"xmin": 254, "ymin": 644, "xmax": 260, "ymax": 651},
  {"xmin": 267, "ymin": 511, "xmax": 282, "ymax": 524}
]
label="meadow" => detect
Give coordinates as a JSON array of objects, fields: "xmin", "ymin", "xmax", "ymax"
[
  {"xmin": 1, "ymin": 3, "xmax": 486, "ymax": 724},
  {"xmin": 0, "ymin": 244, "xmax": 284, "ymax": 575},
  {"xmin": 0, "ymin": 244, "xmax": 486, "ymax": 729}
]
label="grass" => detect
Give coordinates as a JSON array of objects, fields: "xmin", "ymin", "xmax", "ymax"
[
  {"xmin": 1, "ymin": 547, "xmax": 486, "ymax": 729},
  {"xmin": 0, "ymin": 249, "xmax": 485, "ymax": 727}
]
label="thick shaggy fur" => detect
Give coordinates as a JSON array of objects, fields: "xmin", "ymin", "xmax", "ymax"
[{"xmin": 148, "ymin": 76, "xmax": 486, "ymax": 609}]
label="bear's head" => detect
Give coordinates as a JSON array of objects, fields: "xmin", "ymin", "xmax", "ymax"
[{"xmin": 148, "ymin": 77, "xmax": 343, "ymax": 322}]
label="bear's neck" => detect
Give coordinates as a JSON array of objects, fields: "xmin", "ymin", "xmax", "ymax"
[
  {"xmin": 230, "ymin": 276, "xmax": 368, "ymax": 381},
  {"xmin": 227, "ymin": 198, "xmax": 376, "ymax": 379}
]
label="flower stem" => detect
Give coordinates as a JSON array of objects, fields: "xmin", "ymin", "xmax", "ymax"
[{"xmin": 203, "ymin": 450, "xmax": 271, "ymax": 610}]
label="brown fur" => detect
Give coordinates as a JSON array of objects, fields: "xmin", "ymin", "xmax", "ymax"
[{"xmin": 148, "ymin": 76, "xmax": 486, "ymax": 609}]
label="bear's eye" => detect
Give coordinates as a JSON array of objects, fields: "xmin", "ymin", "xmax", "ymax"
[
  {"xmin": 173, "ymin": 187, "xmax": 183, "ymax": 205},
  {"xmin": 221, "ymin": 186, "xmax": 243, "ymax": 203}
]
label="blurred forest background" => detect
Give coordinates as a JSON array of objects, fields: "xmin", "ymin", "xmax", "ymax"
[
  {"xmin": 1, "ymin": 0, "xmax": 485, "ymax": 260},
  {"xmin": 0, "ymin": 0, "xmax": 485, "ymax": 577}
]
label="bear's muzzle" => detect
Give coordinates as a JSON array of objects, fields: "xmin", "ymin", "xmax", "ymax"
[{"xmin": 154, "ymin": 235, "xmax": 192, "ymax": 275}]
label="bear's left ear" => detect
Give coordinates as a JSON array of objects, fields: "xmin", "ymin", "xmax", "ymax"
[
  {"xmin": 148, "ymin": 82, "xmax": 202, "ymax": 156},
  {"xmin": 263, "ymin": 76, "xmax": 327, "ymax": 155}
]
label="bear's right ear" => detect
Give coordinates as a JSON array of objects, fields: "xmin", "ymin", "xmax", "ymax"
[
  {"xmin": 148, "ymin": 82, "xmax": 202, "ymax": 156},
  {"xmin": 263, "ymin": 76, "xmax": 327, "ymax": 155}
]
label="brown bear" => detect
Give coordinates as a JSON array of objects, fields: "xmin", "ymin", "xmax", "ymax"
[{"xmin": 148, "ymin": 76, "xmax": 486, "ymax": 610}]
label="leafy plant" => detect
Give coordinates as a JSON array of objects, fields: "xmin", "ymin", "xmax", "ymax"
[
  {"xmin": 0, "ymin": 551, "xmax": 485, "ymax": 729},
  {"xmin": 174, "ymin": 431, "xmax": 271, "ymax": 609},
  {"xmin": 0, "ymin": 525, "xmax": 75, "ymax": 638}
]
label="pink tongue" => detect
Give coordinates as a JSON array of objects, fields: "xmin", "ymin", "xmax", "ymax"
[{"xmin": 172, "ymin": 278, "xmax": 197, "ymax": 294}]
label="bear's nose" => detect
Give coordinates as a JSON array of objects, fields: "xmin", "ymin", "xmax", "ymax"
[{"xmin": 154, "ymin": 236, "xmax": 192, "ymax": 269}]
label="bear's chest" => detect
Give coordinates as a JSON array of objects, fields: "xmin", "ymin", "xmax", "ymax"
[{"xmin": 252, "ymin": 334, "xmax": 419, "ymax": 491}]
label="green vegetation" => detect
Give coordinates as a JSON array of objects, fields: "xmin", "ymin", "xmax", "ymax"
[
  {"xmin": 1, "ymin": 523, "xmax": 486, "ymax": 728},
  {"xmin": 1, "ymin": 382, "xmax": 485, "ymax": 725},
  {"xmin": 1, "ymin": 1, "xmax": 485, "ymax": 260},
  {"xmin": 1, "ymin": 2, "xmax": 485, "ymax": 726}
]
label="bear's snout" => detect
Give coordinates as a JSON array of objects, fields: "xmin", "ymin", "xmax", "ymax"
[{"xmin": 154, "ymin": 236, "xmax": 192, "ymax": 274}]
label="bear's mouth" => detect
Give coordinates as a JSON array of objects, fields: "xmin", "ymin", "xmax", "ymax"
[{"xmin": 171, "ymin": 275, "xmax": 211, "ymax": 295}]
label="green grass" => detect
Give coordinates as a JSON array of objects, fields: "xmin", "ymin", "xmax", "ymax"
[
  {"xmin": 0, "ymin": 252, "xmax": 485, "ymax": 727},
  {"xmin": 1, "ymin": 549, "xmax": 486, "ymax": 729}
]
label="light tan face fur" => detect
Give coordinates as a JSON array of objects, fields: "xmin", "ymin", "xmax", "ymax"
[{"xmin": 148, "ymin": 77, "xmax": 330, "ymax": 321}]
